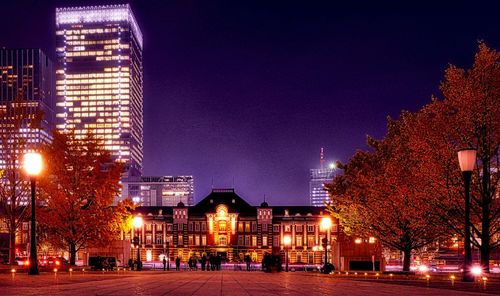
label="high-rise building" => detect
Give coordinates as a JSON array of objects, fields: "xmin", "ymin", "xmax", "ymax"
[
  {"xmin": 120, "ymin": 176, "xmax": 195, "ymax": 207},
  {"xmin": 55, "ymin": 4, "xmax": 143, "ymax": 177},
  {"xmin": 309, "ymin": 148, "xmax": 336, "ymax": 207},
  {"xmin": 0, "ymin": 48, "xmax": 55, "ymax": 166}
]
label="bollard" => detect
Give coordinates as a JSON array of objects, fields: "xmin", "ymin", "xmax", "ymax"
[
  {"xmin": 481, "ymin": 277, "xmax": 487, "ymax": 290},
  {"xmin": 425, "ymin": 274, "xmax": 430, "ymax": 286},
  {"xmin": 11, "ymin": 268, "xmax": 16, "ymax": 281},
  {"xmin": 375, "ymin": 273, "xmax": 380, "ymax": 279},
  {"xmin": 450, "ymin": 275, "xmax": 455, "ymax": 287}
]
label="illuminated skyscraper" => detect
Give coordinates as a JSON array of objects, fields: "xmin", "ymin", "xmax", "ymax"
[
  {"xmin": 55, "ymin": 4, "xmax": 143, "ymax": 176},
  {"xmin": 0, "ymin": 48, "xmax": 54, "ymax": 163},
  {"xmin": 309, "ymin": 148, "xmax": 336, "ymax": 207}
]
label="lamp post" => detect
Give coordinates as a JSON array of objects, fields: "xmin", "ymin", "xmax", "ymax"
[
  {"xmin": 283, "ymin": 235, "xmax": 291, "ymax": 272},
  {"xmin": 458, "ymin": 148, "xmax": 476, "ymax": 282},
  {"xmin": 320, "ymin": 217, "xmax": 332, "ymax": 274},
  {"xmin": 24, "ymin": 152, "xmax": 42, "ymax": 276},
  {"xmin": 166, "ymin": 241, "xmax": 170, "ymax": 271},
  {"xmin": 132, "ymin": 216, "xmax": 143, "ymax": 271}
]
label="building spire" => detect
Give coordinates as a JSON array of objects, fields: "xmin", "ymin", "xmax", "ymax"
[{"xmin": 320, "ymin": 147, "xmax": 325, "ymax": 169}]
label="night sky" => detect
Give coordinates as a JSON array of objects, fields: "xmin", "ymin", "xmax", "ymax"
[{"xmin": 1, "ymin": 1, "xmax": 499, "ymax": 205}]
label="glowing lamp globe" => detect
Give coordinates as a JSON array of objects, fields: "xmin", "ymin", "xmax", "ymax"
[
  {"xmin": 132, "ymin": 216, "xmax": 143, "ymax": 229},
  {"xmin": 458, "ymin": 149, "xmax": 476, "ymax": 172},
  {"xmin": 283, "ymin": 235, "xmax": 291, "ymax": 246},
  {"xmin": 24, "ymin": 152, "xmax": 42, "ymax": 176},
  {"xmin": 320, "ymin": 217, "xmax": 332, "ymax": 231},
  {"xmin": 471, "ymin": 266, "xmax": 482, "ymax": 276}
]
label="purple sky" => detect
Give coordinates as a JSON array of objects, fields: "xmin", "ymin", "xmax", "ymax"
[{"xmin": 1, "ymin": 0, "xmax": 499, "ymax": 205}]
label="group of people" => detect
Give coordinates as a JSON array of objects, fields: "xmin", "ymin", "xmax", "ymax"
[
  {"xmin": 128, "ymin": 258, "xmax": 142, "ymax": 271},
  {"xmin": 174, "ymin": 254, "xmax": 223, "ymax": 271}
]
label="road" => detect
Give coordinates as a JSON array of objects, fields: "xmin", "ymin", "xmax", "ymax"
[{"xmin": 0, "ymin": 270, "xmax": 495, "ymax": 295}]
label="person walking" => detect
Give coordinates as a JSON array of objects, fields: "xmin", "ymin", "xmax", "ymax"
[
  {"xmin": 128, "ymin": 258, "xmax": 134, "ymax": 271},
  {"xmin": 175, "ymin": 256, "xmax": 181, "ymax": 271},
  {"xmin": 245, "ymin": 255, "xmax": 251, "ymax": 271},
  {"xmin": 163, "ymin": 257, "xmax": 167, "ymax": 271},
  {"xmin": 201, "ymin": 255, "xmax": 206, "ymax": 271}
]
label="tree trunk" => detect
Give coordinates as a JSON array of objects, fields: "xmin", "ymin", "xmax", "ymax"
[
  {"xmin": 70, "ymin": 242, "xmax": 76, "ymax": 266},
  {"xmin": 402, "ymin": 248, "xmax": 412, "ymax": 272},
  {"xmin": 8, "ymin": 225, "xmax": 16, "ymax": 265}
]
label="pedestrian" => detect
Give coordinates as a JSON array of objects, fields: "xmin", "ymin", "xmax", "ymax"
[
  {"xmin": 188, "ymin": 257, "xmax": 193, "ymax": 270},
  {"xmin": 245, "ymin": 255, "xmax": 251, "ymax": 271},
  {"xmin": 128, "ymin": 258, "xmax": 134, "ymax": 271},
  {"xmin": 175, "ymin": 256, "xmax": 181, "ymax": 271},
  {"xmin": 201, "ymin": 255, "xmax": 206, "ymax": 271},
  {"xmin": 163, "ymin": 257, "xmax": 167, "ymax": 271},
  {"xmin": 210, "ymin": 255, "xmax": 215, "ymax": 271}
]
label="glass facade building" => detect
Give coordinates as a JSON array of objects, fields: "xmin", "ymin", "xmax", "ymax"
[
  {"xmin": 121, "ymin": 176, "xmax": 195, "ymax": 207},
  {"xmin": 55, "ymin": 4, "xmax": 143, "ymax": 177},
  {"xmin": 0, "ymin": 48, "xmax": 54, "ymax": 167}
]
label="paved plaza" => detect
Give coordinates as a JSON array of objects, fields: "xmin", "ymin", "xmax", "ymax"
[{"xmin": 0, "ymin": 270, "xmax": 497, "ymax": 296}]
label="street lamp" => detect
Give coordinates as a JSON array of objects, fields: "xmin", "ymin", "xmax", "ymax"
[
  {"xmin": 458, "ymin": 148, "xmax": 476, "ymax": 282},
  {"xmin": 166, "ymin": 241, "xmax": 170, "ymax": 271},
  {"xmin": 24, "ymin": 152, "xmax": 42, "ymax": 276},
  {"xmin": 132, "ymin": 216, "xmax": 143, "ymax": 271},
  {"xmin": 283, "ymin": 235, "xmax": 291, "ymax": 272},
  {"xmin": 320, "ymin": 216, "xmax": 332, "ymax": 274}
]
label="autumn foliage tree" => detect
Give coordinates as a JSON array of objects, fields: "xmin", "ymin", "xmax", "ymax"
[
  {"xmin": 327, "ymin": 42, "xmax": 499, "ymax": 272},
  {"xmin": 326, "ymin": 114, "xmax": 447, "ymax": 272},
  {"xmin": 407, "ymin": 43, "xmax": 499, "ymax": 271},
  {"xmin": 38, "ymin": 130, "xmax": 125, "ymax": 265}
]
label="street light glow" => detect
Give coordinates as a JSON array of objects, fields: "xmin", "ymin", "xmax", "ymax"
[
  {"xmin": 24, "ymin": 152, "xmax": 43, "ymax": 176},
  {"xmin": 132, "ymin": 216, "xmax": 143, "ymax": 228},
  {"xmin": 320, "ymin": 216, "xmax": 332, "ymax": 231},
  {"xmin": 283, "ymin": 235, "xmax": 291, "ymax": 246},
  {"xmin": 471, "ymin": 266, "xmax": 482, "ymax": 276}
]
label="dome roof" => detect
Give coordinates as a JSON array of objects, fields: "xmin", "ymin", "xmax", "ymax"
[
  {"xmin": 177, "ymin": 201, "xmax": 185, "ymax": 207},
  {"xmin": 260, "ymin": 201, "xmax": 269, "ymax": 208}
]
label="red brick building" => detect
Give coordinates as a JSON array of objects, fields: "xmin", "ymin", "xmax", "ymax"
[{"xmin": 131, "ymin": 188, "xmax": 383, "ymax": 271}]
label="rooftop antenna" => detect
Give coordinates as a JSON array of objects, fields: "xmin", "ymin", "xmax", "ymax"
[
  {"xmin": 263, "ymin": 194, "xmax": 266, "ymax": 203},
  {"xmin": 320, "ymin": 147, "xmax": 325, "ymax": 169},
  {"xmin": 211, "ymin": 176, "xmax": 214, "ymax": 189}
]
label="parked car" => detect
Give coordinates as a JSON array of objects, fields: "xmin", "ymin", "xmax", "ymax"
[
  {"xmin": 39, "ymin": 257, "xmax": 70, "ymax": 269},
  {"xmin": 15, "ymin": 257, "xmax": 30, "ymax": 266},
  {"xmin": 89, "ymin": 256, "xmax": 117, "ymax": 271}
]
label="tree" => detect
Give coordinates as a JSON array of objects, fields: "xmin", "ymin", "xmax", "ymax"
[
  {"xmin": 407, "ymin": 43, "xmax": 499, "ymax": 271},
  {"xmin": 327, "ymin": 42, "xmax": 499, "ymax": 272},
  {"xmin": 0, "ymin": 97, "xmax": 42, "ymax": 264},
  {"xmin": 38, "ymin": 130, "xmax": 124, "ymax": 265},
  {"xmin": 326, "ymin": 113, "xmax": 448, "ymax": 272}
]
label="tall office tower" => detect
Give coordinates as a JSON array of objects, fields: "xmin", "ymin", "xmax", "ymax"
[
  {"xmin": 309, "ymin": 147, "xmax": 336, "ymax": 207},
  {"xmin": 55, "ymin": 4, "xmax": 143, "ymax": 177},
  {"xmin": 120, "ymin": 176, "xmax": 195, "ymax": 207},
  {"xmin": 0, "ymin": 48, "xmax": 55, "ymax": 165}
]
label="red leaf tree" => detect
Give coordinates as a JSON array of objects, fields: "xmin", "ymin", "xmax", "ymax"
[
  {"xmin": 37, "ymin": 130, "xmax": 125, "ymax": 265},
  {"xmin": 408, "ymin": 43, "xmax": 499, "ymax": 271},
  {"xmin": 326, "ymin": 113, "xmax": 447, "ymax": 271}
]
